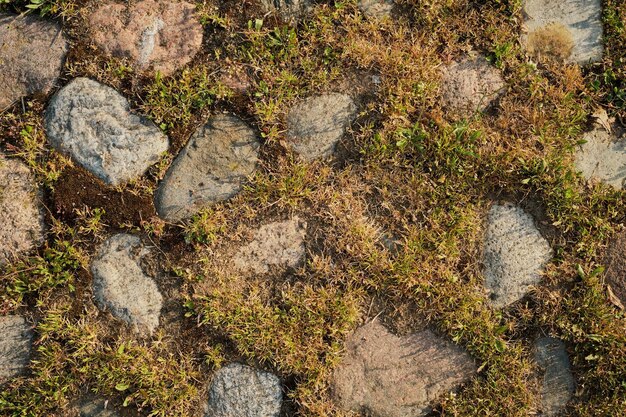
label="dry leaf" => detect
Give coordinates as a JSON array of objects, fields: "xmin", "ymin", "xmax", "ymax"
[
  {"xmin": 592, "ymin": 107, "xmax": 612, "ymax": 133},
  {"xmin": 607, "ymin": 284, "xmax": 624, "ymax": 310}
]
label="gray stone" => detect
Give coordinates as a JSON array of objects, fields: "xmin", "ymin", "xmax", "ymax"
[
  {"xmin": 522, "ymin": 0, "xmax": 603, "ymax": 64},
  {"xmin": 79, "ymin": 398, "xmax": 119, "ymax": 417},
  {"xmin": 332, "ymin": 320, "xmax": 476, "ymax": 417},
  {"xmin": 440, "ymin": 56, "xmax": 506, "ymax": 118},
  {"xmin": 286, "ymin": 93, "xmax": 357, "ymax": 161},
  {"xmin": 0, "ymin": 14, "xmax": 68, "ymax": 109},
  {"xmin": 155, "ymin": 114, "xmax": 260, "ymax": 222},
  {"xmin": 206, "ymin": 363, "xmax": 282, "ymax": 417},
  {"xmin": 359, "ymin": 0, "xmax": 394, "ymax": 19},
  {"xmin": 483, "ymin": 203, "xmax": 552, "ymax": 308},
  {"xmin": 260, "ymin": 0, "xmax": 312, "ymax": 24},
  {"xmin": 0, "ymin": 315, "xmax": 33, "ymax": 384},
  {"xmin": 88, "ymin": 0, "xmax": 203, "ymax": 76},
  {"xmin": 534, "ymin": 337, "xmax": 575, "ymax": 416},
  {"xmin": 233, "ymin": 217, "xmax": 307, "ymax": 274},
  {"xmin": 0, "ymin": 154, "xmax": 45, "ymax": 266},
  {"xmin": 44, "ymin": 77, "xmax": 169, "ymax": 186},
  {"xmin": 574, "ymin": 123, "xmax": 626, "ymax": 189},
  {"xmin": 91, "ymin": 234, "xmax": 163, "ymax": 336}
]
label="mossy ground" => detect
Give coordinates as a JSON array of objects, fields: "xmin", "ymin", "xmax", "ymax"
[{"xmin": 1, "ymin": 0, "xmax": 626, "ymax": 416}]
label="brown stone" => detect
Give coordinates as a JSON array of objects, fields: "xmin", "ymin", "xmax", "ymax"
[
  {"xmin": 604, "ymin": 230, "xmax": 626, "ymax": 307},
  {"xmin": 332, "ymin": 320, "xmax": 476, "ymax": 417},
  {"xmin": 88, "ymin": 0, "xmax": 203, "ymax": 76},
  {"xmin": 0, "ymin": 14, "xmax": 68, "ymax": 109}
]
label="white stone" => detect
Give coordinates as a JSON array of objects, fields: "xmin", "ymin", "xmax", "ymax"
[
  {"xmin": 0, "ymin": 315, "xmax": 33, "ymax": 384},
  {"xmin": 574, "ymin": 124, "xmax": 626, "ymax": 189}
]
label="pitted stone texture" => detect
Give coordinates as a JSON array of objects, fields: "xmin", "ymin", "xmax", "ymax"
[
  {"xmin": 483, "ymin": 203, "xmax": 552, "ymax": 308},
  {"xmin": 44, "ymin": 77, "xmax": 168, "ymax": 186},
  {"xmin": 0, "ymin": 155, "xmax": 45, "ymax": 266},
  {"xmin": 91, "ymin": 234, "xmax": 163, "ymax": 336},
  {"xmin": 233, "ymin": 218, "xmax": 307, "ymax": 274},
  {"xmin": 440, "ymin": 56, "xmax": 505, "ymax": 118},
  {"xmin": 286, "ymin": 93, "xmax": 357, "ymax": 161},
  {"xmin": 359, "ymin": 0, "xmax": 394, "ymax": 19},
  {"xmin": 534, "ymin": 337, "xmax": 575, "ymax": 416},
  {"xmin": 88, "ymin": 0, "xmax": 203, "ymax": 76},
  {"xmin": 574, "ymin": 124, "xmax": 626, "ymax": 189},
  {"xmin": 206, "ymin": 363, "xmax": 282, "ymax": 417},
  {"xmin": 0, "ymin": 315, "xmax": 33, "ymax": 384},
  {"xmin": 155, "ymin": 114, "xmax": 260, "ymax": 222},
  {"xmin": 0, "ymin": 14, "xmax": 68, "ymax": 109},
  {"xmin": 260, "ymin": 0, "xmax": 312, "ymax": 24},
  {"xmin": 522, "ymin": 0, "xmax": 603, "ymax": 64},
  {"xmin": 79, "ymin": 398, "xmax": 119, "ymax": 417},
  {"xmin": 332, "ymin": 320, "xmax": 476, "ymax": 417}
]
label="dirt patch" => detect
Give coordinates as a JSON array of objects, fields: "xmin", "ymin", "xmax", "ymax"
[
  {"xmin": 53, "ymin": 166, "xmax": 156, "ymax": 228},
  {"xmin": 603, "ymin": 230, "xmax": 626, "ymax": 306}
]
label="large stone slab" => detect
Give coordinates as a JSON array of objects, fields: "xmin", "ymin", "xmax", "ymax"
[
  {"xmin": 88, "ymin": 0, "xmax": 203, "ymax": 76},
  {"xmin": 574, "ymin": 123, "xmax": 626, "ymax": 189},
  {"xmin": 534, "ymin": 337, "xmax": 575, "ymax": 416},
  {"xmin": 91, "ymin": 234, "xmax": 163, "ymax": 336},
  {"xmin": 286, "ymin": 93, "xmax": 357, "ymax": 161},
  {"xmin": 332, "ymin": 320, "xmax": 476, "ymax": 417},
  {"xmin": 79, "ymin": 398, "xmax": 119, "ymax": 417},
  {"xmin": 259, "ymin": 0, "xmax": 312, "ymax": 24},
  {"xmin": 358, "ymin": 0, "xmax": 394, "ymax": 19},
  {"xmin": 45, "ymin": 77, "xmax": 169, "ymax": 186},
  {"xmin": 0, "ymin": 14, "xmax": 68, "ymax": 109},
  {"xmin": 522, "ymin": 0, "xmax": 603, "ymax": 64},
  {"xmin": 155, "ymin": 114, "xmax": 260, "ymax": 222},
  {"xmin": 440, "ymin": 56, "xmax": 505, "ymax": 118},
  {"xmin": 483, "ymin": 203, "xmax": 552, "ymax": 308},
  {"xmin": 0, "ymin": 315, "xmax": 33, "ymax": 384},
  {"xmin": 233, "ymin": 218, "xmax": 307, "ymax": 274},
  {"xmin": 206, "ymin": 363, "xmax": 282, "ymax": 417},
  {"xmin": 0, "ymin": 154, "xmax": 45, "ymax": 266}
]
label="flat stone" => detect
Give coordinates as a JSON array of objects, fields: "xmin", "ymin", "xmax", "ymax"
[
  {"xmin": 91, "ymin": 234, "xmax": 163, "ymax": 336},
  {"xmin": 0, "ymin": 14, "xmax": 68, "ymax": 109},
  {"xmin": 0, "ymin": 154, "xmax": 45, "ymax": 266},
  {"xmin": 206, "ymin": 363, "xmax": 282, "ymax": 417},
  {"xmin": 286, "ymin": 93, "xmax": 357, "ymax": 161},
  {"xmin": 483, "ymin": 203, "xmax": 552, "ymax": 308},
  {"xmin": 0, "ymin": 315, "xmax": 33, "ymax": 384},
  {"xmin": 233, "ymin": 218, "xmax": 307, "ymax": 274},
  {"xmin": 522, "ymin": 0, "xmax": 603, "ymax": 64},
  {"xmin": 359, "ymin": 0, "xmax": 394, "ymax": 19},
  {"xmin": 88, "ymin": 0, "xmax": 203, "ymax": 76},
  {"xmin": 574, "ymin": 123, "xmax": 626, "ymax": 189},
  {"xmin": 259, "ymin": 0, "xmax": 312, "ymax": 24},
  {"xmin": 440, "ymin": 56, "xmax": 505, "ymax": 118},
  {"xmin": 155, "ymin": 114, "xmax": 260, "ymax": 222},
  {"xmin": 332, "ymin": 320, "xmax": 476, "ymax": 417},
  {"xmin": 79, "ymin": 398, "xmax": 119, "ymax": 417},
  {"xmin": 534, "ymin": 337, "xmax": 575, "ymax": 416},
  {"xmin": 44, "ymin": 77, "xmax": 169, "ymax": 186}
]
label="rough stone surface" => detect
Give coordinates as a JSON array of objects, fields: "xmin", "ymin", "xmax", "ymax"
[
  {"xmin": 574, "ymin": 123, "xmax": 626, "ymax": 189},
  {"xmin": 602, "ymin": 230, "xmax": 626, "ymax": 307},
  {"xmin": 260, "ymin": 0, "xmax": 312, "ymax": 24},
  {"xmin": 483, "ymin": 203, "xmax": 552, "ymax": 308},
  {"xmin": 79, "ymin": 398, "xmax": 119, "ymax": 417},
  {"xmin": 522, "ymin": 0, "xmax": 603, "ymax": 64},
  {"xmin": 332, "ymin": 320, "xmax": 476, "ymax": 417},
  {"xmin": 286, "ymin": 93, "xmax": 357, "ymax": 161},
  {"xmin": 44, "ymin": 77, "xmax": 169, "ymax": 186},
  {"xmin": 233, "ymin": 218, "xmax": 307, "ymax": 274},
  {"xmin": 0, "ymin": 154, "xmax": 45, "ymax": 266},
  {"xmin": 88, "ymin": 0, "xmax": 203, "ymax": 76},
  {"xmin": 0, "ymin": 315, "xmax": 33, "ymax": 384},
  {"xmin": 0, "ymin": 14, "xmax": 68, "ymax": 109},
  {"xmin": 534, "ymin": 337, "xmax": 575, "ymax": 416},
  {"xmin": 155, "ymin": 114, "xmax": 260, "ymax": 222},
  {"xmin": 206, "ymin": 363, "xmax": 282, "ymax": 417},
  {"xmin": 91, "ymin": 234, "xmax": 163, "ymax": 336},
  {"xmin": 440, "ymin": 56, "xmax": 506, "ymax": 118},
  {"xmin": 359, "ymin": 0, "xmax": 394, "ymax": 19}
]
